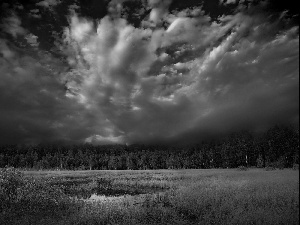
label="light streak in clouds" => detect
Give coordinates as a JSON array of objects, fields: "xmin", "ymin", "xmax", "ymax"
[
  {"xmin": 220, "ymin": 0, "xmax": 239, "ymax": 5},
  {"xmin": 85, "ymin": 135, "xmax": 125, "ymax": 145}
]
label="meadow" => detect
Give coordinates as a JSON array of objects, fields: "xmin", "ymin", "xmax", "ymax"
[{"xmin": 1, "ymin": 168, "xmax": 299, "ymax": 225}]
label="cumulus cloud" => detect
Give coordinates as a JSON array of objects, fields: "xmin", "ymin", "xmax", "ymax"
[
  {"xmin": 61, "ymin": 14, "xmax": 159, "ymax": 143},
  {"xmin": 0, "ymin": 40, "xmax": 15, "ymax": 59},
  {"xmin": 148, "ymin": 0, "xmax": 173, "ymax": 25},
  {"xmin": 61, "ymin": 2, "xmax": 299, "ymax": 144},
  {"xmin": 219, "ymin": 0, "xmax": 250, "ymax": 5},
  {"xmin": 68, "ymin": 3, "xmax": 80, "ymax": 14},
  {"xmin": 29, "ymin": 9, "xmax": 42, "ymax": 18},
  {"xmin": 68, "ymin": 16, "xmax": 94, "ymax": 43},
  {"xmin": 25, "ymin": 33, "xmax": 39, "ymax": 47},
  {"xmin": 36, "ymin": 0, "xmax": 61, "ymax": 8},
  {"xmin": 0, "ymin": 1, "xmax": 298, "ymax": 145},
  {"xmin": 0, "ymin": 13, "xmax": 26, "ymax": 38}
]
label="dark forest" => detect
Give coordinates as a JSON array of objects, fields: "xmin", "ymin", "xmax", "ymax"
[{"xmin": 1, "ymin": 125, "xmax": 298, "ymax": 170}]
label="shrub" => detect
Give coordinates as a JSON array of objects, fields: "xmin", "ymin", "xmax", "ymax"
[
  {"xmin": 266, "ymin": 157, "xmax": 286, "ymax": 170},
  {"xmin": 265, "ymin": 166, "xmax": 276, "ymax": 171},
  {"xmin": 292, "ymin": 164, "xmax": 299, "ymax": 170},
  {"xmin": 275, "ymin": 157, "xmax": 286, "ymax": 169},
  {"xmin": 256, "ymin": 155, "xmax": 264, "ymax": 168},
  {"xmin": 237, "ymin": 166, "xmax": 248, "ymax": 171}
]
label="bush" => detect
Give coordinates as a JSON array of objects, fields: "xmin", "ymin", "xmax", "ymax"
[
  {"xmin": 265, "ymin": 157, "xmax": 286, "ymax": 170},
  {"xmin": 292, "ymin": 164, "xmax": 299, "ymax": 170},
  {"xmin": 265, "ymin": 166, "xmax": 276, "ymax": 171},
  {"xmin": 237, "ymin": 166, "xmax": 248, "ymax": 171},
  {"xmin": 275, "ymin": 157, "xmax": 286, "ymax": 169},
  {"xmin": 256, "ymin": 155, "xmax": 264, "ymax": 168}
]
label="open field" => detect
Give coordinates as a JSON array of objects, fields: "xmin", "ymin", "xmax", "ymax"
[{"xmin": 1, "ymin": 169, "xmax": 299, "ymax": 225}]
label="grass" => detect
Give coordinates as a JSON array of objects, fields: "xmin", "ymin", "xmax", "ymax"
[{"xmin": 1, "ymin": 168, "xmax": 299, "ymax": 225}]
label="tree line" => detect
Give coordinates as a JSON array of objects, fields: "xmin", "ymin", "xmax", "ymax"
[{"xmin": 0, "ymin": 125, "xmax": 298, "ymax": 170}]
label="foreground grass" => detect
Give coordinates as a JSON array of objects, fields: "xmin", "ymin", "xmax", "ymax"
[{"xmin": 2, "ymin": 169, "xmax": 299, "ymax": 225}]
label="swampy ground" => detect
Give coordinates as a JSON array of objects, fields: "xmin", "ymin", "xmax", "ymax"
[{"xmin": 1, "ymin": 169, "xmax": 299, "ymax": 225}]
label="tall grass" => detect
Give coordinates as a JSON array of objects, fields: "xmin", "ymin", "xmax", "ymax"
[
  {"xmin": 1, "ymin": 168, "xmax": 299, "ymax": 225},
  {"xmin": 66, "ymin": 170, "xmax": 299, "ymax": 225},
  {"xmin": 0, "ymin": 167, "xmax": 81, "ymax": 225}
]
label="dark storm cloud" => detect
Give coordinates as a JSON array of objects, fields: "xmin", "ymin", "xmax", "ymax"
[
  {"xmin": 0, "ymin": 38, "xmax": 104, "ymax": 144},
  {"xmin": 0, "ymin": 0, "xmax": 298, "ymax": 145}
]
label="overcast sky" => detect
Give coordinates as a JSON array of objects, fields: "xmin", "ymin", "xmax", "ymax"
[{"xmin": 0, "ymin": 0, "xmax": 298, "ymax": 145}]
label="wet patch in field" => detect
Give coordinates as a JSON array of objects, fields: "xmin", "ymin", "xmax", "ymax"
[{"xmin": 50, "ymin": 177, "xmax": 170, "ymax": 199}]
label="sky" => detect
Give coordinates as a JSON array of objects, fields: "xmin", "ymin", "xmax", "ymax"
[{"xmin": 0, "ymin": 0, "xmax": 299, "ymax": 145}]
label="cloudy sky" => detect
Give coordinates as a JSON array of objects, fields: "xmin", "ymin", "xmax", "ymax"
[{"xmin": 0, "ymin": 0, "xmax": 298, "ymax": 145}]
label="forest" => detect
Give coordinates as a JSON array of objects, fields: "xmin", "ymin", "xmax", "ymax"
[{"xmin": 0, "ymin": 125, "xmax": 298, "ymax": 170}]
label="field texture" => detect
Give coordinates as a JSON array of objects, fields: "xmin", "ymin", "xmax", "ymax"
[{"xmin": 1, "ymin": 169, "xmax": 299, "ymax": 225}]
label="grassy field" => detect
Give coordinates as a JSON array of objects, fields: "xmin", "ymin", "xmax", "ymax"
[{"xmin": 1, "ymin": 169, "xmax": 299, "ymax": 225}]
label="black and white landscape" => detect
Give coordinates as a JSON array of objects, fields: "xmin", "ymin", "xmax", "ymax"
[{"xmin": 0, "ymin": 0, "xmax": 299, "ymax": 225}]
